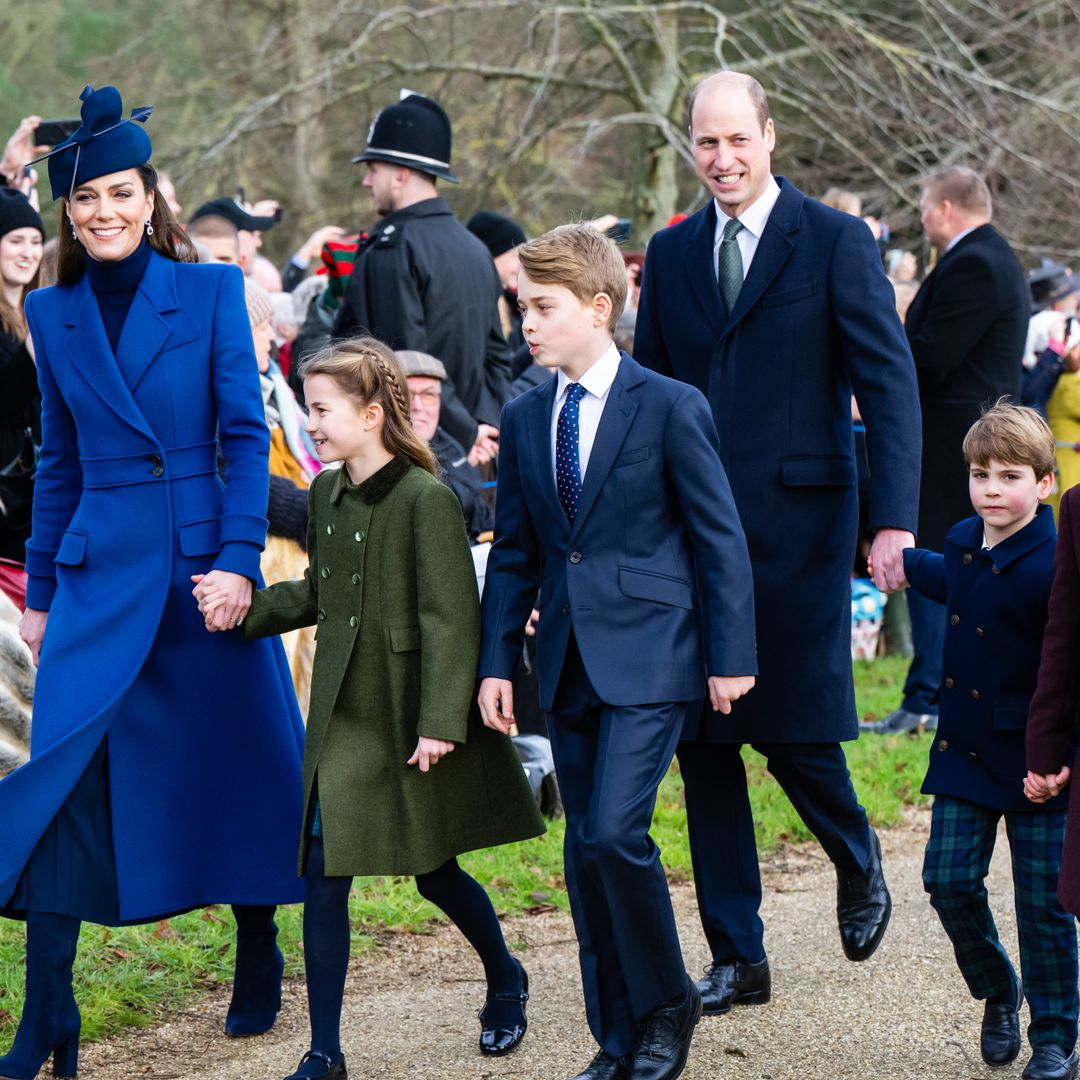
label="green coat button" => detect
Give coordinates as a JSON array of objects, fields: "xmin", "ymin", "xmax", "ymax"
[
  {"xmin": 354, "ymin": 530, "xmax": 365, "ymax": 543},
  {"xmin": 321, "ymin": 567, "xmax": 332, "ymax": 579},
  {"xmin": 352, "ymin": 573, "xmax": 361, "ymax": 585},
  {"xmin": 349, "ymin": 615, "xmax": 359, "ymax": 628},
  {"xmin": 327, "ymin": 523, "xmax": 335, "ymax": 535},
  {"xmin": 317, "ymin": 609, "xmax": 326, "ymax": 621}
]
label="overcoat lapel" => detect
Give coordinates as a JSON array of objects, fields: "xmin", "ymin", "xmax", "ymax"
[
  {"xmin": 571, "ymin": 355, "xmax": 641, "ymax": 538},
  {"xmin": 114, "ymin": 252, "xmax": 180, "ymax": 393},
  {"xmin": 63, "ymin": 275, "xmax": 156, "ymax": 442},
  {"xmin": 523, "ymin": 377, "xmax": 566, "ymax": 529},
  {"xmin": 719, "ymin": 180, "xmax": 801, "ymax": 341},
  {"xmin": 683, "ymin": 205, "xmax": 724, "ymax": 337}
]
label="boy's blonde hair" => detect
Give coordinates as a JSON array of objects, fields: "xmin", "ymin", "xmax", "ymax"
[
  {"xmin": 962, "ymin": 399, "xmax": 1056, "ymax": 479},
  {"xmin": 518, "ymin": 224, "xmax": 628, "ymax": 334},
  {"xmin": 299, "ymin": 337, "xmax": 438, "ymax": 477}
]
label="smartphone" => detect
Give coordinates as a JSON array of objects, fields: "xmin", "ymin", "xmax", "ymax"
[
  {"xmin": 605, "ymin": 218, "xmax": 632, "ymax": 243},
  {"xmin": 35, "ymin": 118, "xmax": 80, "ymax": 145}
]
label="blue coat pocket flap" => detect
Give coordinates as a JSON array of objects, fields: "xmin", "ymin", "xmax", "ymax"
[
  {"xmin": 618, "ymin": 567, "xmax": 693, "ymax": 609},
  {"xmin": 54, "ymin": 530, "xmax": 87, "ymax": 566},
  {"xmin": 179, "ymin": 518, "xmax": 222, "ymax": 557},
  {"xmin": 780, "ymin": 456, "xmax": 856, "ymax": 487},
  {"xmin": 993, "ymin": 704, "xmax": 1028, "ymax": 732},
  {"xmin": 613, "ymin": 446, "xmax": 649, "ymax": 468},
  {"xmin": 390, "ymin": 625, "xmax": 421, "ymax": 652}
]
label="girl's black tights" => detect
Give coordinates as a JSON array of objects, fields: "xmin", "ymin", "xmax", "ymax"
[{"xmin": 301, "ymin": 837, "xmax": 520, "ymax": 1070}]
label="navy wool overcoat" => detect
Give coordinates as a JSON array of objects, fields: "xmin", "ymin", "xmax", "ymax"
[
  {"xmin": 0, "ymin": 251, "xmax": 305, "ymax": 922},
  {"xmin": 634, "ymin": 179, "xmax": 922, "ymax": 742}
]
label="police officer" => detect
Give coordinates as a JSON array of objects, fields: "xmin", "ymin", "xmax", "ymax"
[{"xmin": 334, "ymin": 93, "xmax": 510, "ymax": 459}]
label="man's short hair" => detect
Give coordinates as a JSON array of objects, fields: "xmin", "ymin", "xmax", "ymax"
[
  {"xmin": 518, "ymin": 224, "xmax": 628, "ymax": 334},
  {"xmin": 922, "ymin": 166, "xmax": 993, "ymax": 219},
  {"xmin": 187, "ymin": 214, "xmax": 239, "ymax": 241},
  {"xmin": 687, "ymin": 71, "xmax": 770, "ymax": 133},
  {"xmin": 963, "ymin": 399, "xmax": 1055, "ymax": 479}
]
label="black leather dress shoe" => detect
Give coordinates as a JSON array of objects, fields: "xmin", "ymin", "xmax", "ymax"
[
  {"xmin": 982, "ymin": 976, "xmax": 1023, "ymax": 1067},
  {"xmin": 478, "ymin": 960, "xmax": 529, "ymax": 1055},
  {"xmin": 1023, "ymin": 1046, "xmax": 1080, "ymax": 1080},
  {"xmin": 282, "ymin": 1050, "xmax": 347, "ymax": 1079},
  {"xmin": 628, "ymin": 982, "xmax": 702, "ymax": 1080},
  {"xmin": 837, "ymin": 829, "xmax": 892, "ymax": 961},
  {"xmin": 696, "ymin": 958, "xmax": 771, "ymax": 1016},
  {"xmin": 568, "ymin": 1048, "xmax": 632, "ymax": 1080}
]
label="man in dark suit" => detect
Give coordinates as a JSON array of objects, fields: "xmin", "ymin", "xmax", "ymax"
[
  {"xmin": 480, "ymin": 223, "xmax": 757, "ymax": 1080},
  {"xmin": 634, "ymin": 71, "xmax": 922, "ymax": 1014},
  {"xmin": 864, "ymin": 167, "xmax": 1029, "ymax": 737}
]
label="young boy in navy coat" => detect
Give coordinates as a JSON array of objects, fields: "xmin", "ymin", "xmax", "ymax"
[
  {"xmin": 478, "ymin": 224, "xmax": 757, "ymax": 1080},
  {"xmin": 890, "ymin": 403, "xmax": 1078, "ymax": 1080}
]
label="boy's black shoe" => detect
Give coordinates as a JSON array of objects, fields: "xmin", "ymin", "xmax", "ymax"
[
  {"xmin": 837, "ymin": 830, "xmax": 892, "ymax": 961},
  {"xmin": 696, "ymin": 958, "xmax": 771, "ymax": 1015},
  {"xmin": 568, "ymin": 1049, "xmax": 631, "ymax": 1079},
  {"xmin": 981, "ymin": 977, "xmax": 1023, "ymax": 1067},
  {"xmin": 1022, "ymin": 1047, "xmax": 1079, "ymax": 1080},
  {"xmin": 628, "ymin": 981, "xmax": 702, "ymax": 1080}
]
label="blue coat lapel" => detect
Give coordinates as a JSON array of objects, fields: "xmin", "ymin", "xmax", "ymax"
[
  {"xmin": 720, "ymin": 177, "xmax": 801, "ymax": 340},
  {"xmin": 683, "ymin": 205, "xmax": 724, "ymax": 337},
  {"xmin": 523, "ymin": 376, "xmax": 566, "ymax": 530},
  {"xmin": 63, "ymin": 275, "xmax": 156, "ymax": 441},
  {"xmin": 114, "ymin": 251, "xmax": 182, "ymax": 393},
  {"xmin": 571, "ymin": 353, "xmax": 642, "ymax": 538}
]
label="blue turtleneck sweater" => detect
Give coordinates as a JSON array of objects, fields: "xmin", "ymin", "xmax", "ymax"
[{"xmin": 84, "ymin": 238, "xmax": 152, "ymax": 354}]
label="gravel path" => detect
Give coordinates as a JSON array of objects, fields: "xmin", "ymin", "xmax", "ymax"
[{"xmin": 78, "ymin": 804, "xmax": 1058, "ymax": 1079}]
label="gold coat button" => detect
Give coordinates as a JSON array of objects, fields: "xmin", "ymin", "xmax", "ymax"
[
  {"xmin": 970, "ymin": 690, "xmax": 980, "ymax": 700},
  {"xmin": 349, "ymin": 615, "xmax": 359, "ymax": 628},
  {"xmin": 938, "ymin": 740, "xmax": 949, "ymax": 751},
  {"xmin": 962, "ymin": 553, "xmax": 973, "ymax": 565},
  {"xmin": 950, "ymin": 614, "xmax": 959, "ymax": 625},
  {"xmin": 945, "ymin": 677, "xmax": 954, "ymax": 688},
  {"xmin": 976, "ymin": 627, "xmax": 985, "ymax": 638}
]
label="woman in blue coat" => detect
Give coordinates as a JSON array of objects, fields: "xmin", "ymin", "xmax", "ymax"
[{"xmin": 0, "ymin": 86, "xmax": 305, "ymax": 1080}]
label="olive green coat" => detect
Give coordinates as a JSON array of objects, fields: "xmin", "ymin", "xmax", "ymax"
[{"xmin": 243, "ymin": 458, "xmax": 544, "ymax": 877}]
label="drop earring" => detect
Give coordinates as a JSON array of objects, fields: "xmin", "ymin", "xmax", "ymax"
[
  {"xmin": 145, "ymin": 218, "xmax": 154, "ymax": 237},
  {"xmin": 70, "ymin": 224, "xmax": 77, "ymax": 241}
]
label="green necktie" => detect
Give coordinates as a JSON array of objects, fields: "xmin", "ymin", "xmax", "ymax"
[{"xmin": 717, "ymin": 217, "xmax": 744, "ymax": 317}]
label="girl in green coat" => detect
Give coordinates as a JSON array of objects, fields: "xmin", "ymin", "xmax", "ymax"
[{"xmin": 198, "ymin": 338, "xmax": 544, "ymax": 1080}]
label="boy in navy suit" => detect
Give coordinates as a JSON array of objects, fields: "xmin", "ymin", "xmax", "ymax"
[
  {"xmin": 478, "ymin": 224, "xmax": 757, "ymax": 1080},
  {"xmin": 888, "ymin": 403, "xmax": 1078, "ymax": 1080}
]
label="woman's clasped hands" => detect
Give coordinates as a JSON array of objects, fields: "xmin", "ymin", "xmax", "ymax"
[{"xmin": 191, "ymin": 571, "xmax": 253, "ymax": 632}]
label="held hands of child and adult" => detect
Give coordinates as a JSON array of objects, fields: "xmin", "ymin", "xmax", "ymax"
[
  {"xmin": 867, "ymin": 529, "xmax": 915, "ymax": 593},
  {"xmin": 1025, "ymin": 766, "xmax": 1073, "ymax": 804},
  {"xmin": 190, "ymin": 572, "xmax": 253, "ymax": 632}
]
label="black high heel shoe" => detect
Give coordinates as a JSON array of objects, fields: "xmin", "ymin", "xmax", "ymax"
[
  {"xmin": 478, "ymin": 959, "xmax": 529, "ymax": 1056},
  {"xmin": 282, "ymin": 1050, "xmax": 347, "ymax": 1079}
]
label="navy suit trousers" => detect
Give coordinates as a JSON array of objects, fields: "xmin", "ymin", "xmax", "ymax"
[
  {"xmin": 679, "ymin": 741, "xmax": 873, "ymax": 963},
  {"xmin": 547, "ymin": 635, "xmax": 690, "ymax": 1057}
]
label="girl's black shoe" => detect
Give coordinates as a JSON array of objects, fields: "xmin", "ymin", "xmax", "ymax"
[
  {"xmin": 478, "ymin": 959, "xmax": 529, "ymax": 1056},
  {"xmin": 282, "ymin": 1050, "xmax": 346, "ymax": 1079}
]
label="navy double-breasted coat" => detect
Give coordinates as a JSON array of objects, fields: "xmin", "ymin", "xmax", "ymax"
[
  {"xmin": 634, "ymin": 179, "xmax": 922, "ymax": 742},
  {"xmin": 905, "ymin": 505, "xmax": 1062, "ymax": 812},
  {"xmin": 0, "ymin": 252, "xmax": 305, "ymax": 922}
]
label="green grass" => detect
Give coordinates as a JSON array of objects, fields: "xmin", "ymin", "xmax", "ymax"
[{"xmin": 0, "ymin": 656, "xmax": 931, "ymax": 1043}]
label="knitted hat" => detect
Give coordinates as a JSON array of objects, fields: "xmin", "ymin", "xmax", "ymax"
[
  {"xmin": 352, "ymin": 92, "xmax": 459, "ymax": 183},
  {"xmin": 466, "ymin": 211, "xmax": 526, "ymax": 258},
  {"xmin": 0, "ymin": 189, "xmax": 45, "ymax": 241},
  {"xmin": 40, "ymin": 85, "xmax": 153, "ymax": 202},
  {"xmin": 244, "ymin": 279, "xmax": 274, "ymax": 330},
  {"xmin": 395, "ymin": 350, "xmax": 447, "ymax": 380}
]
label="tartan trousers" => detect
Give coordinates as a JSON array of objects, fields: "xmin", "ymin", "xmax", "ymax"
[{"xmin": 923, "ymin": 795, "xmax": 1079, "ymax": 1052}]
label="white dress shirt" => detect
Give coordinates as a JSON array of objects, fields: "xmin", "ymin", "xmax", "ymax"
[
  {"xmin": 945, "ymin": 225, "xmax": 978, "ymax": 253},
  {"xmin": 550, "ymin": 343, "xmax": 622, "ymax": 482},
  {"xmin": 713, "ymin": 176, "xmax": 782, "ymax": 281}
]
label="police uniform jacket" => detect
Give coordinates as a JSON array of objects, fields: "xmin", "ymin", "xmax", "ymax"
[
  {"xmin": 905, "ymin": 503, "xmax": 1062, "ymax": 812},
  {"xmin": 333, "ymin": 197, "xmax": 511, "ymax": 447}
]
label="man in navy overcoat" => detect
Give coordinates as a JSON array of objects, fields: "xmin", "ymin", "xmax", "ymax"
[{"xmin": 634, "ymin": 71, "xmax": 922, "ymax": 1012}]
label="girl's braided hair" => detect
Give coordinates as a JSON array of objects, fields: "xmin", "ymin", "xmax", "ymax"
[{"xmin": 298, "ymin": 337, "xmax": 438, "ymax": 476}]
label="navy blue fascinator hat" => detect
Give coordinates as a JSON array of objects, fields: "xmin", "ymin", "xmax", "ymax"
[{"xmin": 36, "ymin": 85, "xmax": 153, "ymax": 202}]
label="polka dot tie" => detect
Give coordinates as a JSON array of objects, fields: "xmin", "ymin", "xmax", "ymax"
[{"xmin": 556, "ymin": 382, "xmax": 587, "ymax": 523}]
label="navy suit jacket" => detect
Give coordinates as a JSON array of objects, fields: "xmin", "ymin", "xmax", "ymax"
[
  {"xmin": 479, "ymin": 352, "xmax": 756, "ymax": 711},
  {"xmin": 905, "ymin": 505, "xmax": 1062, "ymax": 812},
  {"xmin": 634, "ymin": 179, "xmax": 921, "ymax": 742}
]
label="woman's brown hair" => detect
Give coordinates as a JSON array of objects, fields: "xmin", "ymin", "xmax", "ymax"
[
  {"xmin": 299, "ymin": 337, "xmax": 439, "ymax": 477},
  {"xmin": 0, "ymin": 256, "xmax": 41, "ymax": 341},
  {"xmin": 56, "ymin": 163, "xmax": 197, "ymax": 285}
]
